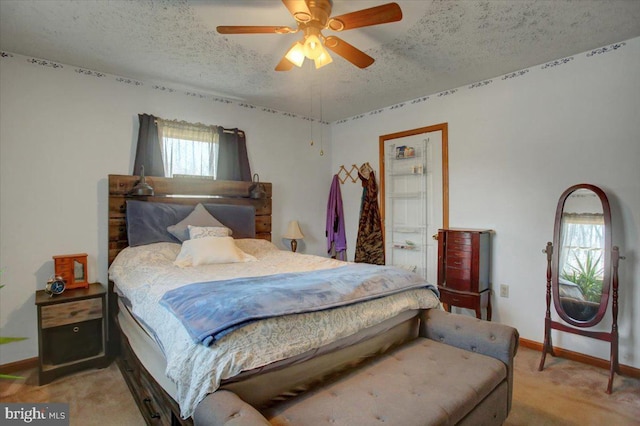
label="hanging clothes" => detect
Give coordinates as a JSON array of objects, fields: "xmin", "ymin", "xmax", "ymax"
[
  {"xmin": 355, "ymin": 164, "xmax": 385, "ymax": 265},
  {"xmin": 326, "ymin": 174, "xmax": 347, "ymax": 260}
]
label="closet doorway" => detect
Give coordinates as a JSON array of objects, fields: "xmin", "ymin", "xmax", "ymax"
[{"xmin": 379, "ymin": 123, "xmax": 449, "ymax": 283}]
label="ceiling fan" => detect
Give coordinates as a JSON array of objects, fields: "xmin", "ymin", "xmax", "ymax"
[{"xmin": 216, "ymin": 0, "xmax": 402, "ymax": 71}]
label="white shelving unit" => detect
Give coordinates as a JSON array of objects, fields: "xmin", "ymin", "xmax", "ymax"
[{"xmin": 384, "ymin": 140, "xmax": 428, "ymax": 278}]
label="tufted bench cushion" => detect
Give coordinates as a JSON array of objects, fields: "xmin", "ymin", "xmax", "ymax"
[
  {"xmin": 261, "ymin": 337, "xmax": 507, "ymax": 425},
  {"xmin": 193, "ymin": 310, "xmax": 519, "ymax": 426}
]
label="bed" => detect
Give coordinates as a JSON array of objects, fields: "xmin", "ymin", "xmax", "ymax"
[{"xmin": 107, "ymin": 174, "xmax": 442, "ymax": 425}]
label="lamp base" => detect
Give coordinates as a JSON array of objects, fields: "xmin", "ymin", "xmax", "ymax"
[{"xmin": 290, "ymin": 239, "xmax": 298, "ymax": 253}]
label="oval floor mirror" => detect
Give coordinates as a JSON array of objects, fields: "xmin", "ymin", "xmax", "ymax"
[{"xmin": 539, "ymin": 183, "xmax": 623, "ymax": 393}]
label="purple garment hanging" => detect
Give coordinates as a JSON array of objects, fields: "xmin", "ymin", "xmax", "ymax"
[{"xmin": 326, "ymin": 174, "xmax": 347, "ymax": 261}]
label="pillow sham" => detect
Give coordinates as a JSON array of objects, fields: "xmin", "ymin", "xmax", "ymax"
[
  {"xmin": 188, "ymin": 225, "xmax": 231, "ymax": 239},
  {"xmin": 174, "ymin": 236, "xmax": 256, "ymax": 267},
  {"xmin": 167, "ymin": 204, "xmax": 228, "ymax": 242}
]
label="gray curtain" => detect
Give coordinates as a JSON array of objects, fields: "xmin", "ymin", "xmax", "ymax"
[
  {"xmin": 133, "ymin": 113, "xmax": 165, "ymax": 176},
  {"xmin": 133, "ymin": 116, "xmax": 251, "ymax": 181},
  {"xmin": 217, "ymin": 128, "xmax": 252, "ymax": 181}
]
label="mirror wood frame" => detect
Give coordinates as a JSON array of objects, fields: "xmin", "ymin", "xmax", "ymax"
[
  {"xmin": 539, "ymin": 183, "xmax": 621, "ymax": 394},
  {"xmin": 378, "ymin": 122, "xmax": 449, "ymax": 241}
]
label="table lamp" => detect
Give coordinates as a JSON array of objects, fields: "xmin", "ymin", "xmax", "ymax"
[{"xmin": 283, "ymin": 220, "xmax": 304, "ymax": 252}]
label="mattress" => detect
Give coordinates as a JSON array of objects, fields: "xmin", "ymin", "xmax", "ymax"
[
  {"xmin": 109, "ymin": 239, "xmax": 441, "ymax": 418},
  {"xmin": 117, "ymin": 297, "xmax": 178, "ymax": 399},
  {"xmin": 118, "ymin": 297, "xmax": 423, "ymax": 408}
]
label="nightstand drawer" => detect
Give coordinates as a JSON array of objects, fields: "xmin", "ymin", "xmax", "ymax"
[
  {"xmin": 41, "ymin": 298, "xmax": 102, "ymax": 328},
  {"xmin": 42, "ymin": 318, "xmax": 102, "ymax": 365}
]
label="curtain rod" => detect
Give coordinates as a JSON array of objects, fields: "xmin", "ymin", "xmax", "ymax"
[{"xmin": 153, "ymin": 117, "xmax": 244, "ymax": 135}]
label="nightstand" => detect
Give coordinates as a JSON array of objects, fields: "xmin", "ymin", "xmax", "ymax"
[{"xmin": 35, "ymin": 282, "xmax": 109, "ymax": 385}]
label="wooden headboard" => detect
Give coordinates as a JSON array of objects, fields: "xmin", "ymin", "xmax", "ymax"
[{"xmin": 108, "ymin": 174, "xmax": 272, "ymax": 266}]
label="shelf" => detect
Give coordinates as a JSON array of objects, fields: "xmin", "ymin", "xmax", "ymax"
[
  {"xmin": 392, "ymin": 226, "xmax": 425, "ymax": 233},
  {"xmin": 389, "ymin": 153, "xmax": 423, "ymax": 161},
  {"xmin": 392, "ymin": 244, "xmax": 423, "ymax": 251},
  {"xmin": 387, "ymin": 192, "xmax": 424, "ymax": 199},
  {"xmin": 391, "ymin": 155, "xmax": 419, "ymax": 160},
  {"xmin": 385, "ymin": 140, "xmax": 428, "ymax": 280},
  {"xmin": 388, "ymin": 171, "xmax": 424, "ymax": 177},
  {"xmin": 394, "ymin": 264, "xmax": 418, "ymax": 273}
]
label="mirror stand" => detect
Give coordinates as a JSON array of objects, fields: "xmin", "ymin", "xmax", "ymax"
[
  {"xmin": 539, "ymin": 183, "xmax": 624, "ymax": 394},
  {"xmin": 539, "ymin": 242, "xmax": 622, "ymax": 393}
]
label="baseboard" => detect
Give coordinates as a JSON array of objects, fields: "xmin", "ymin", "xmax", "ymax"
[
  {"xmin": 519, "ymin": 337, "xmax": 640, "ymax": 379},
  {"xmin": 5, "ymin": 340, "xmax": 639, "ymax": 380},
  {"xmin": 0, "ymin": 357, "xmax": 38, "ymax": 374}
]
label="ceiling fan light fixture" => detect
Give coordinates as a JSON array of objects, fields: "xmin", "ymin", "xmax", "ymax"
[
  {"xmin": 285, "ymin": 42, "xmax": 306, "ymax": 67},
  {"xmin": 314, "ymin": 50, "xmax": 333, "ymax": 69},
  {"xmin": 218, "ymin": 1, "xmax": 403, "ymax": 71},
  {"xmin": 303, "ymin": 34, "xmax": 323, "ymax": 60}
]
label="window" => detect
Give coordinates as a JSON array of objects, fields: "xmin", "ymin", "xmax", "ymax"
[
  {"xmin": 559, "ymin": 213, "xmax": 605, "ymax": 302},
  {"xmin": 134, "ymin": 114, "xmax": 251, "ymax": 181},
  {"xmin": 157, "ymin": 119, "xmax": 219, "ymax": 178}
]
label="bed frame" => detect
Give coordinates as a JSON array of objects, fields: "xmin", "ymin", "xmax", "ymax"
[{"xmin": 107, "ymin": 174, "xmax": 272, "ymax": 425}]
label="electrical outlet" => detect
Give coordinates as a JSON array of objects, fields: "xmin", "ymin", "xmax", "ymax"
[{"xmin": 500, "ymin": 284, "xmax": 509, "ymax": 298}]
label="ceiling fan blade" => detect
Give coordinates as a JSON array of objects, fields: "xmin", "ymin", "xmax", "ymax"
[
  {"xmin": 217, "ymin": 26, "xmax": 295, "ymax": 34},
  {"xmin": 324, "ymin": 36, "xmax": 374, "ymax": 69},
  {"xmin": 281, "ymin": 0, "xmax": 312, "ymax": 22},
  {"xmin": 328, "ymin": 3, "xmax": 402, "ymax": 31}
]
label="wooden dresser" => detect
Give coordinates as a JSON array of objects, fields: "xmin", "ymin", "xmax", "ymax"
[{"xmin": 437, "ymin": 229, "xmax": 492, "ymax": 320}]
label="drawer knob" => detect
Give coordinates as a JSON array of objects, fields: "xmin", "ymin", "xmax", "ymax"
[
  {"xmin": 73, "ymin": 326, "xmax": 79, "ymax": 333},
  {"xmin": 143, "ymin": 398, "xmax": 161, "ymax": 419}
]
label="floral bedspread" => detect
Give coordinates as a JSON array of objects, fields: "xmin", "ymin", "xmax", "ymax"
[{"xmin": 108, "ymin": 239, "xmax": 441, "ymax": 418}]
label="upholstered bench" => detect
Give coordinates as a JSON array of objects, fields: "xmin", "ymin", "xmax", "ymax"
[{"xmin": 195, "ymin": 310, "xmax": 519, "ymax": 426}]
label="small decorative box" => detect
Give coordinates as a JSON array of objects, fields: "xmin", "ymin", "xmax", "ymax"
[{"xmin": 53, "ymin": 253, "xmax": 89, "ymax": 290}]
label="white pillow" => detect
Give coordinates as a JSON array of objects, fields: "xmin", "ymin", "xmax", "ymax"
[
  {"xmin": 188, "ymin": 225, "xmax": 231, "ymax": 239},
  {"xmin": 174, "ymin": 236, "xmax": 256, "ymax": 267},
  {"xmin": 167, "ymin": 204, "xmax": 230, "ymax": 242}
]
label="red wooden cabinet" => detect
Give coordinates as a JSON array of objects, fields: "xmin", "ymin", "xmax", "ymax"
[{"xmin": 437, "ymin": 229, "xmax": 492, "ymax": 320}]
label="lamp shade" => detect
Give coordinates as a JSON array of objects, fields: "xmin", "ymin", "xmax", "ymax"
[
  {"xmin": 285, "ymin": 42, "xmax": 305, "ymax": 67},
  {"xmin": 314, "ymin": 50, "xmax": 333, "ymax": 69},
  {"xmin": 283, "ymin": 221, "xmax": 304, "ymax": 240},
  {"xmin": 248, "ymin": 173, "xmax": 267, "ymax": 199},
  {"xmin": 129, "ymin": 165, "xmax": 154, "ymax": 196}
]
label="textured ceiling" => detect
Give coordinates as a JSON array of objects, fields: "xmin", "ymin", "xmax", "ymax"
[{"xmin": 1, "ymin": 0, "xmax": 639, "ymax": 122}]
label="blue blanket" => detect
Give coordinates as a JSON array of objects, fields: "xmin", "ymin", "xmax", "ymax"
[{"xmin": 160, "ymin": 264, "xmax": 438, "ymax": 346}]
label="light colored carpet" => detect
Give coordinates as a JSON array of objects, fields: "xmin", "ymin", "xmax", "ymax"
[
  {"xmin": 2, "ymin": 346, "xmax": 639, "ymax": 425},
  {"xmin": 1, "ymin": 362, "xmax": 143, "ymax": 425},
  {"xmin": 506, "ymin": 347, "xmax": 639, "ymax": 425}
]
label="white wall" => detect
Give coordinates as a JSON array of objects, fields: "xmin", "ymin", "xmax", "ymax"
[
  {"xmin": 2, "ymin": 37, "xmax": 638, "ymax": 369},
  {"xmin": 0, "ymin": 54, "xmax": 331, "ymax": 364},
  {"xmin": 331, "ymin": 38, "xmax": 640, "ymax": 368}
]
